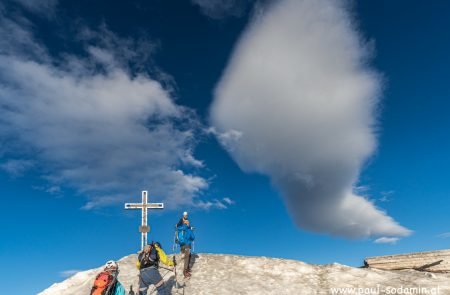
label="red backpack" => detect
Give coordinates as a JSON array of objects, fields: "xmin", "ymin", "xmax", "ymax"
[{"xmin": 90, "ymin": 271, "xmax": 116, "ymax": 295}]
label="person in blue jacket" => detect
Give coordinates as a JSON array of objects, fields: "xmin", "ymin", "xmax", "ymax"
[
  {"xmin": 176, "ymin": 214, "xmax": 195, "ymax": 278},
  {"xmin": 176, "ymin": 211, "xmax": 189, "ymax": 227}
]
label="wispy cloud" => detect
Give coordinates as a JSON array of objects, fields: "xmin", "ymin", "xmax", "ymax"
[
  {"xmin": 1, "ymin": 159, "xmax": 33, "ymax": 177},
  {"xmin": 223, "ymin": 197, "xmax": 235, "ymax": 205},
  {"xmin": 10, "ymin": 0, "xmax": 58, "ymax": 17},
  {"xmin": 379, "ymin": 190, "xmax": 394, "ymax": 203},
  {"xmin": 197, "ymin": 197, "xmax": 235, "ymax": 210},
  {"xmin": 191, "ymin": 0, "xmax": 251, "ymax": 19},
  {"xmin": 0, "ymin": 13, "xmax": 215, "ymax": 210},
  {"xmin": 437, "ymin": 232, "xmax": 450, "ymax": 238},
  {"xmin": 59, "ymin": 269, "xmax": 82, "ymax": 278},
  {"xmin": 374, "ymin": 237, "xmax": 399, "ymax": 244},
  {"xmin": 210, "ymin": 0, "xmax": 411, "ymax": 239}
]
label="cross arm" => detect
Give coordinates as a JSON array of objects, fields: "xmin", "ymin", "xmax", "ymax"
[
  {"xmin": 147, "ymin": 203, "xmax": 164, "ymax": 209},
  {"xmin": 124, "ymin": 203, "xmax": 144, "ymax": 209},
  {"xmin": 124, "ymin": 203, "xmax": 165, "ymax": 209}
]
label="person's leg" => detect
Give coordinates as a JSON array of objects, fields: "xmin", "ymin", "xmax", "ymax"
[
  {"xmin": 155, "ymin": 279, "xmax": 170, "ymax": 295},
  {"xmin": 186, "ymin": 245, "xmax": 192, "ymax": 272},
  {"xmin": 139, "ymin": 267, "xmax": 162, "ymax": 295},
  {"xmin": 147, "ymin": 267, "xmax": 165, "ymax": 293},
  {"xmin": 182, "ymin": 245, "xmax": 191, "ymax": 275},
  {"xmin": 147, "ymin": 268, "xmax": 169, "ymax": 295},
  {"xmin": 138, "ymin": 271, "xmax": 149, "ymax": 295}
]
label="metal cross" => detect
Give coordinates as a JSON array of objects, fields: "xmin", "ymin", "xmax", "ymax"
[{"xmin": 124, "ymin": 191, "xmax": 164, "ymax": 250}]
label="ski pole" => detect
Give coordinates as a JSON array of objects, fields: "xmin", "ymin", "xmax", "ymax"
[
  {"xmin": 148, "ymin": 269, "xmax": 173, "ymax": 295},
  {"xmin": 173, "ymin": 228, "xmax": 177, "ymax": 253},
  {"xmin": 173, "ymin": 255, "xmax": 180, "ymax": 293},
  {"xmin": 158, "ymin": 265, "xmax": 175, "ymax": 272}
]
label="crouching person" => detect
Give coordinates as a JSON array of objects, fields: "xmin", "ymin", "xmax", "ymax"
[{"xmin": 137, "ymin": 242, "xmax": 174, "ymax": 295}]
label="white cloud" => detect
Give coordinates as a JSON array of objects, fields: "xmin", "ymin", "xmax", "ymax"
[
  {"xmin": 437, "ymin": 232, "xmax": 450, "ymax": 238},
  {"xmin": 10, "ymin": 0, "xmax": 58, "ymax": 16},
  {"xmin": 0, "ymin": 16, "xmax": 210, "ymax": 209},
  {"xmin": 197, "ymin": 197, "xmax": 235, "ymax": 210},
  {"xmin": 374, "ymin": 237, "xmax": 399, "ymax": 245},
  {"xmin": 210, "ymin": 0, "xmax": 411, "ymax": 238},
  {"xmin": 191, "ymin": 0, "xmax": 250, "ymax": 19},
  {"xmin": 223, "ymin": 197, "xmax": 235, "ymax": 205},
  {"xmin": 59, "ymin": 269, "xmax": 82, "ymax": 278},
  {"xmin": 1, "ymin": 159, "xmax": 33, "ymax": 177},
  {"xmin": 379, "ymin": 190, "xmax": 394, "ymax": 202},
  {"xmin": 46, "ymin": 186, "xmax": 61, "ymax": 194}
]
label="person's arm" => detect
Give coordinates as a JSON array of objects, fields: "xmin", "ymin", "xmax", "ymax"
[{"xmin": 155, "ymin": 245, "xmax": 174, "ymax": 267}]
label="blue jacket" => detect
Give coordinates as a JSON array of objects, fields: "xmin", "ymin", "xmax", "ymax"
[
  {"xmin": 114, "ymin": 282, "xmax": 126, "ymax": 295},
  {"xmin": 177, "ymin": 224, "xmax": 195, "ymax": 246}
]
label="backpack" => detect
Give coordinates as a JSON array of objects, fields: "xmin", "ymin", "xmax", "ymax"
[
  {"xmin": 177, "ymin": 225, "xmax": 194, "ymax": 246},
  {"xmin": 90, "ymin": 271, "xmax": 117, "ymax": 295},
  {"xmin": 139, "ymin": 243, "xmax": 159, "ymax": 269}
]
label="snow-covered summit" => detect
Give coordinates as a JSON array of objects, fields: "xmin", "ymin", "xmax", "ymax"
[{"xmin": 39, "ymin": 253, "xmax": 450, "ymax": 294}]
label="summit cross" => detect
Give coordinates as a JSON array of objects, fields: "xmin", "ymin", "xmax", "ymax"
[{"xmin": 124, "ymin": 190, "xmax": 164, "ymax": 250}]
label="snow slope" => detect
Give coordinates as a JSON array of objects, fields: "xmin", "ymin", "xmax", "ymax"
[{"xmin": 39, "ymin": 254, "xmax": 450, "ymax": 294}]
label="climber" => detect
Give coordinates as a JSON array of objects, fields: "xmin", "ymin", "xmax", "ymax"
[
  {"xmin": 176, "ymin": 211, "xmax": 190, "ymax": 227},
  {"xmin": 137, "ymin": 242, "xmax": 174, "ymax": 295},
  {"xmin": 90, "ymin": 260, "xmax": 126, "ymax": 295},
  {"xmin": 176, "ymin": 217, "xmax": 195, "ymax": 278}
]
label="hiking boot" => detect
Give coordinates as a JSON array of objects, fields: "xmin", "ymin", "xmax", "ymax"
[{"xmin": 183, "ymin": 270, "xmax": 191, "ymax": 278}]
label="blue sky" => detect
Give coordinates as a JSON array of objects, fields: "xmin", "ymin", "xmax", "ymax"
[{"xmin": 0, "ymin": 0, "xmax": 449, "ymax": 294}]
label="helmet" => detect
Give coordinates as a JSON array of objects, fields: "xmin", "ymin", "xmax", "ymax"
[
  {"xmin": 183, "ymin": 211, "xmax": 188, "ymax": 216},
  {"xmin": 104, "ymin": 260, "xmax": 118, "ymax": 271}
]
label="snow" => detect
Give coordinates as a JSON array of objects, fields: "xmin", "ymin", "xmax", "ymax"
[{"xmin": 39, "ymin": 254, "xmax": 450, "ymax": 294}]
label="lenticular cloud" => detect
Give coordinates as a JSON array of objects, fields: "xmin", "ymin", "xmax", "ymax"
[{"xmin": 210, "ymin": 0, "xmax": 411, "ymax": 238}]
